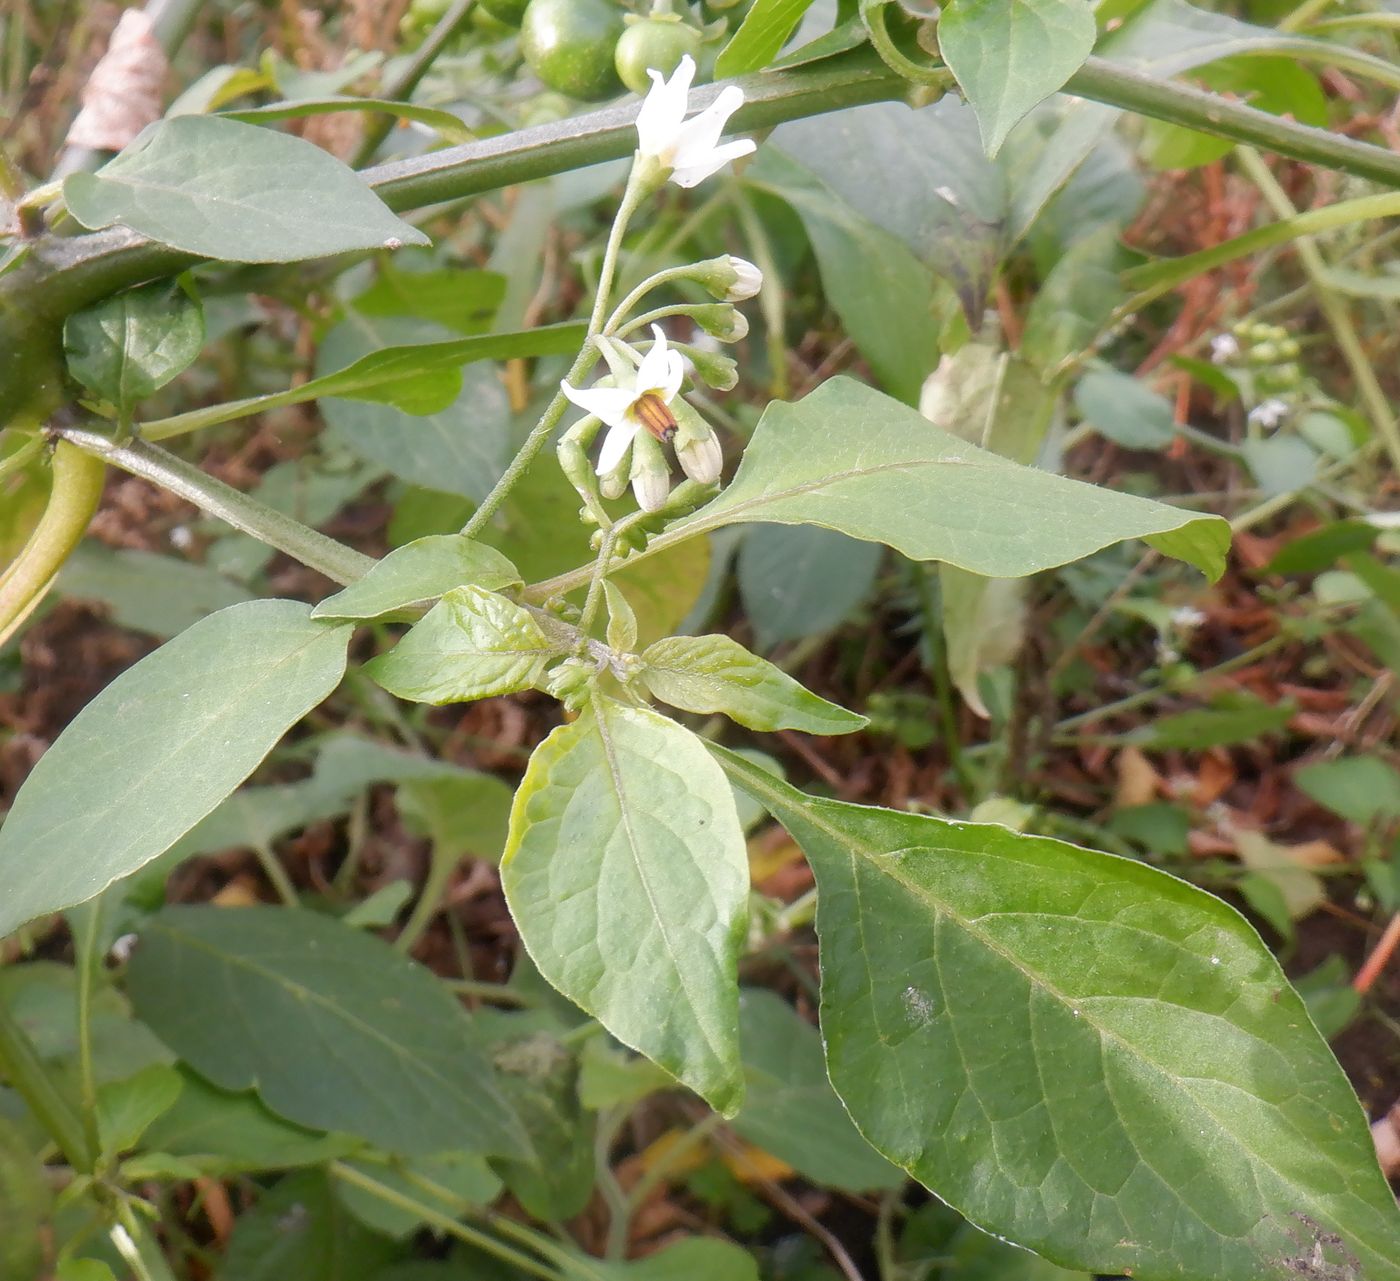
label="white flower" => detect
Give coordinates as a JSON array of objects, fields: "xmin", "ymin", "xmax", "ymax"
[
  {"xmin": 563, "ymin": 326, "xmax": 685, "ymax": 506},
  {"xmin": 1170, "ymin": 606, "xmax": 1207, "ymax": 631},
  {"xmin": 636, "ymin": 55, "xmax": 755, "ymax": 188},
  {"xmin": 1210, "ymin": 333, "xmax": 1240, "ymax": 364},
  {"xmin": 1248, "ymin": 397, "xmax": 1289, "ymax": 429}
]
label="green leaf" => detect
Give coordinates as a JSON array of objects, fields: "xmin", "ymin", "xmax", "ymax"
[
  {"xmin": 639, "ymin": 635, "xmax": 866, "ymax": 735},
  {"xmin": 1295, "ymin": 756, "xmax": 1400, "ymax": 826},
  {"xmin": 220, "ymin": 96, "xmax": 474, "ymax": 143},
  {"xmin": 589, "ymin": 1239, "xmax": 760, "ymax": 1280},
  {"xmin": 364, "ymin": 586, "xmax": 558, "ymax": 705},
  {"xmin": 139, "ymin": 1068, "xmax": 359, "ymax": 1175},
  {"xmin": 733, "ymin": 989, "xmax": 904, "ymax": 1192},
  {"xmin": 58, "ymin": 543, "xmax": 254, "ymax": 638},
  {"xmin": 716, "ymin": 748, "xmax": 1400, "ymax": 1281},
  {"xmin": 96, "ymin": 1064, "xmax": 183, "ymax": 1156},
  {"xmin": 353, "ymin": 266, "xmax": 505, "ymax": 334},
  {"xmin": 126, "ymin": 905, "xmax": 529, "ymax": 1160},
  {"xmin": 142, "ymin": 321, "xmax": 583, "ymax": 440},
  {"xmin": 737, "ymin": 523, "xmax": 881, "ymax": 648},
  {"xmin": 316, "ymin": 314, "xmax": 511, "ymax": 501},
  {"xmin": 0, "ymin": 600, "xmax": 351, "ymax": 937},
  {"xmin": 0, "ymin": 1116, "xmax": 49, "ymax": 1281},
  {"xmin": 715, "ymin": 0, "xmax": 817, "ymax": 77},
  {"xmin": 674, "ymin": 378, "xmax": 1230, "ymax": 580},
  {"xmin": 940, "ymin": 0, "xmax": 1098, "ymax": 156},
  {"xmin": 63, "ymin": 282, "xmax": 204, "ymax": 417},
  {"xmin": 1019, "ymin": 226, "xmax": 1127, "ymax": 374},
  {"xmin": 501, "ymin": 701, "xmax": 748, "ymax": 1115},
  {"xmin": 1135, "ymin": 693, "xmax": 1294, "ymax": 749},
  {"xmin": 64, "ymin": 116, "xmax": 426, "ymax": 263},
  {"xmin": 220, "ymin": 1170, "xmax": 397, "ymax": 1281},
  {"xmin": 313, "ymin": 536, "xmax": 521, "ymax": 622},
  {"xmin": 1073, "ymin": 368, "xmax": 1177, "ymax": 450}
]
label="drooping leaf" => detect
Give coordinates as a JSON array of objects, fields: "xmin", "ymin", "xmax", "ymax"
[
  {"xmin": 364, "ymin": 586, "xmax": 559, "ymax": 705},
  {"xmin": 63, "ymin": 281, "xmax": 205, "ymax": 417},
  {"xmin": 126, "ymin": 905, "xmax": 529, "ymax": 1160},
  {"xmin": 313, "ymin": 537, "xmax": 521, "ymax": 622},
  {"xmin": 672, "ymin": 378, "xmax": 1229, "ymax": 580},
  {"xmin": 732, "ymin": 990, "xmax": 904, "ymax": 1193},
  {"xmin": 0, "ymin": 600, "xmax": 351, "ymax": 937},
  {"xmin": 501, "ymin": 701, "xmax": 748, "ymax": 1115},
  {"xmin": 58, "ymin": 543, "xmax": 254, "ymax": 638},
  {"xmin": 639, "ymin": 635, "xmax": 866, "ymax": 735},
  {"xmin": 716, "ymin": 748, "xmax": 1400, "ymax": 1281},
  {"xmin": 939, "ymin": 0, "xmax": 1098, "ymax": 156},
  {"xmin": 64, "ymin": 116, "xmax": 426, "ymax": 262},
  {"xmin": 715, "ymin": 0, "xmax": 817, "ymax": 78},
  {"xmin": 737, "ymin": 522, "xmax": 882, "ymax": 648}
]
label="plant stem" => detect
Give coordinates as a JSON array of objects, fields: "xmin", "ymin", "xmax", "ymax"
[
  {"xmin": 69, "ymin": 899, "xmax": 108, "ymax": 1169},
  {"xmin": 350, "ymin": 0, "xmax": 476, "ymax": 169},
  {"xmin": 0, "ymin": 439, "xmax": 105, "ymax": 645},
  {"xmin": 328, "ymin": 1161, "xmax": 564, "ymax": 1281},
  {"xmin": 395, "ymin": 840, "xmax": 456, "ymax": 953},
  {"xmin": 56, "ymin": 427, "xmax": 375, "ymax": 586},
  {"xmin": 1236, "ymin": 146, "xmax": 1400, "ymax": 476},
  {"xmin": 0, "ymin": 999, "xmax": 94, "ymax": 1172},
  {"xmin": 251, "ymin": 843, "xmax": 299, "ymax": 907}
]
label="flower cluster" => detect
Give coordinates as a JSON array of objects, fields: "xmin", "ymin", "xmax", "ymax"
[{"xmin": 558, "ymin": 55, "xmax": 760, "ymax": 513}]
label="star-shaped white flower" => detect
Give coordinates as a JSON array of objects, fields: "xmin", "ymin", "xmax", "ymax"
[
  {"xmin": 635, "ymin": 55, "xmax": 756, "ymax": 188},
  {"xmin": 562, "ymin": 325, "xmax": 685, "ymax": 476}
]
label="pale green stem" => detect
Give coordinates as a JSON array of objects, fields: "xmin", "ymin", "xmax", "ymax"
[
  {"xmin": 462, "ymin": 164, "xmax": 651, "ymax": 540},
  {"xmin": 70, "ymin": 900, "xmax": 107, "ymax": 1170},
  {"xmin": 578, "ymin": 509, "xmax": 650, "ymax": 634},
  {"xmin": 395, "ymin": 841, "xmax": 457, "ymax": 953},
  {"xmin": 1236, "ymin": 146, "xmax": 1400, "ymax": 476},
  {"xmin": 0, "ymin": 433, "xmax": 45, "ymax": 483},
  {"xmin": 734, "ymin": 191, "xmax": 790, "ymax": 399},
  {"xmin": 328, "ymin": 1161, "xmax": 563, "ymax": 1281},
  {"xmin": 1278, "ymin": 0, "xmax": 1339, "ymax": 32},
  {"xmin": 252, "ymin": 842, "xmax": 299, "ymax": 907},
  {"xmin": 0, "ymin": 1000, "xmax": 93, "ymax": 1171},
  {"xmin": 56, "ymin": 427, "xmax": 375, "ymax": 586}
]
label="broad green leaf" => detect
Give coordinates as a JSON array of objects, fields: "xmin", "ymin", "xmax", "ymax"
[
  {"xmin": 220, "ymin": 1170, "xmax": 397, "ymax": 1281},
  {"xmin": 313, "ymin": 536, "xmax": 521, "ymax": 621},
  {"xmin": 335, "ymin": 1152, "xmax": 501, "ymax": 1238},
  {"xmin": 733, "ymin": 990, "xmax": 904, "ymax": 1192},
  {"xmin": 639, "ymin": 635, "xmax": 866, "ymax": 735},
  {"xmin": 139, "ymin": 1068, "xmax": 359, "ymax": 1174},
  {"xmin": 126, "ymin": 905, "xmax": 528, "ymax": 1160},
  {"xmin": 96, "ymin": 1064, "xmax": 183, "ymax": 1156},
  {"xmin": 939, "ymin": 568, "xmax": 1026, "ymax": 718},
  {"xmin": 398, "ymin": 773, "xmax": 515, "ymax": 865},
  {"xmin": 0, "ymin": 600, "xmax": 351, "ymax": 937},
  {"xmin": 737, "ymin": 523, "xmax": 881, "ymax": 648},
  {"xmin": 674, "ymin": 378, "xmax": 1229, "ymax": 580},
  {"xmin": 364, "ymin": 586, "xmax": 558, "ymax": 705},
  {"xmin": 0, "ymin": 1116, "xmax": 49, "ymax": 1281},
  {"xmin": 940, "ymin": 0, "xmax": 1097, "ymax": 156},
  {"xmin": 749, "ymin": 149, "xmax": 943, "ymax": 403},
  {"xmin": 717, "ymin": 748, "xmax": 1400, "ymax": 1281},
  {"xmin": 141, "ymin": 321, "xmax": 583, "ymax": 439},
  {"xmin": 1074, "ymin": 368, "xmax": 1177, "ymax": 450},
  {"xmin": 354, "ymin": 266, "xmax": 505, "ymax": 334},
  {"xmin": 64, "ymin": 116, "xmax": 426, "ymax": 262},
  {"xmin": 501, "ymin": 701, "xmax": 748, "ymax": 1114},
  {"xmin": 586, "ymin": 1239, "xmax": 760, "ymax": 1280},
  {"xmin": 63, "ymin": 282, "xmax": 204, "ymax": 417},
  {"xmin": 317, "ymin": 315, "xmax": 511, "ymax": 501},
  {"xmin": 1296, "ymin": 756, "xmax": 1400, "ymax": 827},
  {"xmin": 220, "ymin": 96, "xmax": 474, "ymax": 143},
  {"xmin": 715, "ymin": 0, "xmax": 817, "ymax": 77},
  {"xmin": 58, "ymin": 543, "xmax": 254, "ymax": 638},
  {"xmin": 1135, "ymin": 694, "xmax": 1294, "ymax": 750}
]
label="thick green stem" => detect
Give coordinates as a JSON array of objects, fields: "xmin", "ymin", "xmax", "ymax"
[
  {"xmin": 69, "ymin": 899, "xmax": 108, "ymax": 1170},
  {"xmin": 56, "ymin": 427, "xmax": 374, "ymax": 585},
  {"xmin": 0, "ymin": 999, "xmax": 94, "ymax": 1172}
]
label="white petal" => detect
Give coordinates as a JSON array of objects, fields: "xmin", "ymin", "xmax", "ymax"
[
  {"xmin": 670, "ymin": 138, "xmax": 756, "ymax": 189},
  {"xmin": 636, "ymin": 55, "xmax": 694, "ymax": 157},
  {"xmin": 633, "ymin": 468, "xmax": 670, "ymax": 512},
  {"xmin": 597, "ymin": 420, "xmax": 639, "ymax": 475},
  {"xmin": 635, "ymin": 326, "xmax": 672, "ymax": 393},
  {"xmin": 562, "ymin": 382, "xmax": 639, "ymax": 431},
  {"xmin": 660, "ymin": 348, "xmax": 685, "ymax": 401},
  {"xmin": 670, "ymin": 86, "xmax": 745, "ymax": 166},
  {"xmin": 677, "ymin": 432, "xmax": 723, "ymax": 484}
]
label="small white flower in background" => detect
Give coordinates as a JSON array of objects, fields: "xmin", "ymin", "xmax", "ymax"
[
  {"xmin": 562, "ymin": 326, "xmax": 685, "ymax": 511},
  {"xmin": 635, "ymin": 55, "xmax": 755, "ymax": 188},
  {"xmin": 109, "ymin": 932, "xmax": 139, "ymax": 964},
  {"xmin": 1209, "ymin": 333, "xmax": 1240, "ymax": 364},
  {"xmin": 1169, "ymin": 606, "xmax": 1207, "ymax": 631},
  {"xmin": 1248, "ymin": 397, "xmax": 1289, "ymax": 429}
]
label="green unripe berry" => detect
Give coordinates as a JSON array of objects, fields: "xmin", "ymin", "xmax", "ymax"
[{"xmin": 614, "ymin": 16, "xmax": 703, "ymax": 94}]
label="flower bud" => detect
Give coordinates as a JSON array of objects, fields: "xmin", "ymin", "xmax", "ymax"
[
  {"xmin": 630, "ymin": 430, "xmax": 671, "ymax": 512},
  {"xmin": 689, "ymin": 303, "xmax": 748, "ymax": 343},
  {"xmin": 688, "ymin": 254, "xmax": 764, "ymax": 302},
  {"xmin": 677, "ymin": 431, "xmax": 723, "ymax": 484},
  {"xmin": 675, "ymin": 342, "xmax": 738, "ymax": 391}
]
